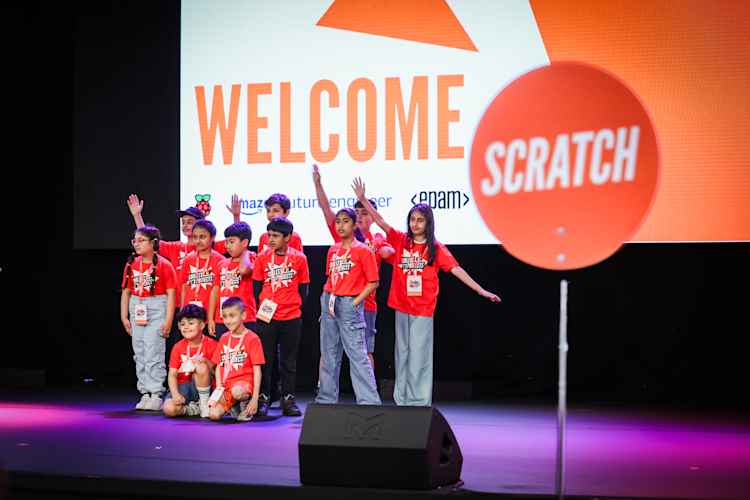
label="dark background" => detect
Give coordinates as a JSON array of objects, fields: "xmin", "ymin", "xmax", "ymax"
[{"xmin": 5, "ymin": 1, "xmax": 748, "ymax": 411}]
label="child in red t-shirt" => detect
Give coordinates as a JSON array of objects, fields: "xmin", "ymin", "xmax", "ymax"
[
  {"xmin": 163, "ymin": 304, "xmax": 218, "ymax": 418},
  {"xmin": 315, "ymin": 208, "xmax": 381, "ymax": 406},
  {"xmin": 210, "ymin": 222, "xmax": 257, "ymax": 338},
  {"xmin": 208, "ymin": 298, "xmax": 265, "ymax": 422},
  {"xmin": 256, "ymin": 193, "xmax": 304, "ymax": 253},
  {"xmin": 120, "ymin": 225, "xmax": 177, "ymax": 412},
  {"xmin": 179, "ymin": 220, "xmax": 225, "ymax": 337},
  {"xmin": 353, "ymin": 178, "xmax": 501, "ymax": 407},
  {"xmin": 313, "ymin": 164, "xmax": 394, "ymax": 370},
  {"xmin": 251, "ymin": 217, "xmax": 310, "ymax": 417}
]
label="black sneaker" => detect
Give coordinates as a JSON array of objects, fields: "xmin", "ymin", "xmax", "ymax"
[
  {"xmin": 282, "ymin": 394, "xmax": 302, "ymax": 417},
  {"xmin": 257, "ymin": 394, "xmax": 269, "ymax": 417}
]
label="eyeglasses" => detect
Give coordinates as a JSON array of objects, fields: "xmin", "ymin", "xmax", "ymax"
[{"xmin": 131, "ymin": 238, "xmax": 151, "ymax": 245}]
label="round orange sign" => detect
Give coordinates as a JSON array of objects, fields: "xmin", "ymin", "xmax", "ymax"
[{"xmin": 470, "ymin": 62, "xmax": 659, "ymax": 270}]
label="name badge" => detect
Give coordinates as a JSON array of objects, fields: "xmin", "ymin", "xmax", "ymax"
[
  {"xmin": 328, "ymin": 293, "xmax": 336, "ymax": 316},
  {"xmin": 208, "ymin": 386, "xmax": 224, "ymax": 407},
  {"xmin": 257, "ymin": 298, "xmax": 278, "ymax": 323},
  {"xmin": 406, "ymin": 274, "xmax": 423, "ymax": 297},
  {"xmin": 134, "ymin": 303, "xmax": 149, "ymax": 326}
]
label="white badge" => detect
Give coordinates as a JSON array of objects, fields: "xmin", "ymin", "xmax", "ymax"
[
  {"xmin": 328, "ymin": 293, "xmax": 336, "ymax": 316},
  {"xmin": 407, "ymin": 274, "xmax": 423, "ymax": 297},
  {"xmin": 208, "ymin": 386, "xmax": 224, "ymax": 407},
  {"xmin": 257, "ymin": 298, "xmax": 278, "ymax": 323},
  {"xmin": 190, "ymin": 300, "xmax": 203, "ymax": 307},
  {"xmin": 134, "ymin": 303, "xmax": 149, "ymax": 326}
]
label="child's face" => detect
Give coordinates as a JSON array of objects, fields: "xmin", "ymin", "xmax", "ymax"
[
  {"xmin": 355, "ymin": 207, "xmax": 373, "ymax": 232},
  {"xmin": 181, "ymin": 216, "xmax": 197, "ymax": 238},
  {"xmin": 178, "ymin": 317, "xmax": 204, "ymax": 341},
  {"xmin": 224, "ymin": 236, "xmax": 248, "ymax": 258},
  {"xmin": 409, "ymin": 211, "xmax": 427, "ymax": 238},
  {"xmin": 221, "ymin": 305, "xmax": 246, "ymax": 331},
  {"xmin": 335, "ymin": 213, "xmax": 355, "ymax": 238},
  {"xmin": 265, "ymin": 203, "xmax": 289, "ymax": 221},
  {"xmin": 266, "ymin": 230, "xmax": 290, "ymax": 250},
  {"xmin": 132, "ymin": 232, "xmax": 155, "ymax": 256},
  {"xmin": 191, "ymin": 226, "xmax": 213, "ymax": 252}
]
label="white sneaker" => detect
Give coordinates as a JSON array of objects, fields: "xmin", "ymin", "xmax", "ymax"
[
  {"xmin": 199, "ymin": 398, "xmax": 210, "ymax": 418},
  {"xmin": 236, "ymin": 400, "xmax": 253, "ymax": 422},
  {"xmin": 147, "ymin": 394, "xmax": 163, "ymax": 411},
  {"xmin": 135, "ymin": 394, "xmax": 151, "ymax": 410},
  {"xmin": 185, "ymin": 401, "xmax": 201, "ymax": 417}
]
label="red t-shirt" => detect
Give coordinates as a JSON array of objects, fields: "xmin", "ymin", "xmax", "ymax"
[
  {"xmin": 257, "ymin": 231, "xmax": 303, "ymax": 253},
  {"xmin": 386, "ymin": 228, "xmax": 459, "ymax": 317},
  {"xmin": 211, "ymin": 329, "xmax": 265, "ymax": 387},
  {"xmin": 158, "ymin": 241, "xmax": 194, "ymax": 274},
  {"xmin": 215, "ymin": 253, "xmax": 257, "ymax": 324},
  {"xmin": 214, "ymin": 240, "xmax": 227, "ymax": 255},
  {"xmin": 179, "ymin": 250, "xmax": 225, "ymax": 311},
  {"xmin": 323, "ymin": 241, "xmax": 379, "ymax": 297},
  {"xmin": 169, "ymin": 336, "xmax": 218, "ymax": 384},
  {"xmin": 251, "ymin": 247, "xmax": 310, "ymax": 320},
  {"xmin": 122, "ymin": 255, "xmax": 178, "ymax": 297},
  {"xmin": 327, "ymin": 221, "xmax": 390, "ymax": 312}
]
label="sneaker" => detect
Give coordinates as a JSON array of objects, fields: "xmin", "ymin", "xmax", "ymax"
[
  {"xmin": 135, "ymin": 394, "xmax": 151, "ymax": 410},
  {"xmin": 257, "ymin": 394, "xmax": 269, "ymax": 417},
  {"xmin": 236, "ymin": 401, "xmax": 253, "ymax": 422},
  {"xmin": 199, "ymin": 398, "xmax": 210, "ymax": 418},
  {"xmin": 282, "ymin": 394, "xmax": 302, "ymax": 417},
  {"xmin": 147, "ymin": 394, "xmax": 163, "ymax": 411},
  {"xmin": 184, "ymin": 401, "xmax": 201, "ymax": 417}
]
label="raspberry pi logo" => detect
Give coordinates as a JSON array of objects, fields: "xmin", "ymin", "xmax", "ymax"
[{"xmin": 195, "ymin": 194, "xmax": 212, "ymax": 216}]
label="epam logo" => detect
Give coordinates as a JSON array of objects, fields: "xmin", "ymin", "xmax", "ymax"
[{"xmin": 411, "ymin": 190, "xmax": 470, "ymax": 210}]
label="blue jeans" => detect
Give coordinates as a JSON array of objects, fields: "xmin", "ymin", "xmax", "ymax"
[
  {"xmin": 364, "ymin": 310, "xmax": 377, "ymax": 353},
  {"xmin": 129, "ymin": 295, "xmax": 167, "ymax": 395},
  {"xmin": 316, "ymin": 292, "xmax": 381, "ymax": 405}
]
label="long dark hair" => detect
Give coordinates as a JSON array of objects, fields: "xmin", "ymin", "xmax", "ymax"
[
  {"xmin": 406, "ymin": 203, "xmax": 436, "ymax": 265},
  {"xmin": 336, "ymin": 208, "xmax": 366, "ymax": 243},
  {"xmin": 123, "ymin": 225, "xmax": 161, "ymax": 293}
]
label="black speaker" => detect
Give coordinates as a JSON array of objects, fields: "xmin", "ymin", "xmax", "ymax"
[{"xmin": 298, "ymin": 404, "xmax": 463, "ymax": 489}]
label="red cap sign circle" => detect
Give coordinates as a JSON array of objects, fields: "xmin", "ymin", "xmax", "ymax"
[{"xmin": 470, "ymin": 62, "xmax": 660, "ymax": 270}]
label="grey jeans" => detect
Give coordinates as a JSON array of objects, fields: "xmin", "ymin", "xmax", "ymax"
[
  {"xmin": 393, "ymin": 310, "xmax": 434, "ymax": 406},
  {"xmin": 129, "ymin": 295, "xmax": 167, "ymax": 395}
]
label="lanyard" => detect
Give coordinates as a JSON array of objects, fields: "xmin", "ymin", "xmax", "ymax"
[
  {"xmin": 186, "ymin": 337, "xmax": 204, "ymax": 360},
  {"xmin": 137, "ymin": 257, "xmax": 154, "ymax": 297},
  {"xmin": 269, "ymin": 252, "xmax": 289, "ymax": 298}
]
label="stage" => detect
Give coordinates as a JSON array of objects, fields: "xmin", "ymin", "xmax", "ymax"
[{"xmin": 2, "ymin": 390, "xmax": 748, "ymax": 499}]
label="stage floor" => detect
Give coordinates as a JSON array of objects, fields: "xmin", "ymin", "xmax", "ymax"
[{"xmin": 1, "ymin": 390, "xmax": 748, "ymax": 499}]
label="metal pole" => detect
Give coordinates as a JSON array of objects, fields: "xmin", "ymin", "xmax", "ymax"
[{"xmin": 555, "ymin": 279, "xmax": 568, "ymax": 500}]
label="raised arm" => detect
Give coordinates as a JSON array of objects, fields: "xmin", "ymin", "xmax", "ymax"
[
  {"xmin": 127, "ymin": 194, "xmax": 146, "ymax": 228},
  {"xmin": 312, "ymin": 164, "xmax": 336, "ymax": 226},
  {"xmin": 450, "ymin": 266, "xmax": 501, "ymax": 302},
  {"xmin": 351, "ymin": 177, "xmax": 392, "ymax": 234},
  {"xmin": 226, "ymin": 193, "xmax": 241, "ymax": 223}
]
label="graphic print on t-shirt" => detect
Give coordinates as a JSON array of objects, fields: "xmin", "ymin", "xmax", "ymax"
[
  {"xmin": 329, "ymin": 249, "xmax": 355, "ymax": 289},
  {"xmin": 398, "ymin": 248, "xmax": 427, "ymax": 275},
  {"xmin": 220, "ymin": 267, "xmax": 240, "ymax": 294},
  {"xmin": 187, "ymin": 262, "xmax": 215, "ymax": 292},
  {"xmin": 265, "ymin": 258, "xmax": 297, "ymax": 293},
  {"xmin": 220, "ymin": 341, "xmax": 247, "ymax": 373},
  {"xmin": 132, "ymin": 267, "xmax": 158, "ymax": 293}
]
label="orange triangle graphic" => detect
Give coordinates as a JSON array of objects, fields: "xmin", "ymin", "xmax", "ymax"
[{"xmin": 316, "ymin": 0, "xmax": 478, "ymax": 52}]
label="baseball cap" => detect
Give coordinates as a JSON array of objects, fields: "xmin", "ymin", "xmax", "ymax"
[{"xmin": 176, "ymin": 206, "xmax": 205, "ymax": 219}]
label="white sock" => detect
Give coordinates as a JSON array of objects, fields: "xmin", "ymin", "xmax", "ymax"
[{"xmin": 197, "ymin": 386, "xmax": 211, "ymax": 405}]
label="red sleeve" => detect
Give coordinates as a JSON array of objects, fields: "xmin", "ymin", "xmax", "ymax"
[
  {"xmin": 325, "ymin": 248, "xmax": 333, "ymax": 276},
  {"xmin": 435, "ymin": 243, "xmax": 459, "ymax": 272},
  {"xmin": 210, "ymin": 340, "xmax": 223, "ymax": 365},
  {"xmin": 168, "ymin": 343, "xmax": 182, "ymax": 370},
  {"xmin": 160, "ymin": 258, "xmax": 177, "ymax": 290},
  {"xmin": 179, "ymin": 253, "xmax": 192, "ymax": 284},
  {"xmin": 361, "ymin": 246, "xmax": 379, "ymax": 282},
  {"xmin": 214, "ymin": 240, "xmax": 226, "ymax": 255},
  {"xmin": 292, "ymin": 233, "xmax": 304, "ymax": 251},
  {"xmin": 121, "ymin": 261, "xmax": 131, "ymax": 290},
  {"xmin": 373, "ymin": 234, "xmax": 392, "ymax": 253},
  {"xmin": 204, "ymin": 338, "xmax": 218, "ymax": 362},
  {"xmin": 327, "ymin": 221, "xmax": 341, "ymax": 242},
  {"xmin": 251, "ymin": 252, "xmax": 265, "ymax": 281},
  {"xmin": 297, "ymin": 253, "xmax": 310, "ymax": 284},
  {"xmin": 249, "ymin": 335, "xmax": 265, "ymax": 365},
  {"xmin": 212, "ymin": 254, "xmax": 225, "ymax": 286},
  {"xmin": 386, "ymin": 227, "xmax": 405, "ymax": 248}
]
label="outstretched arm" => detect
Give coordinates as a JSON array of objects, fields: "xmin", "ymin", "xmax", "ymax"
[
  {"xmin": 127, "ymin": 194, "xmax": 145, "ymax": 228},
  {"xmin": 226, "ymin": 194, "xmax": 241, "ymax": 223},
  {"xmin": 450, "ymin": 266, "xmax": 501, "ymax": 302},
  {"xmin": 351, "ymin": 177, "xmax": 392, "ymax": 234},
  {"xmin": 312, "ymin": 164, "xmax": 336, "ymax": 227}
]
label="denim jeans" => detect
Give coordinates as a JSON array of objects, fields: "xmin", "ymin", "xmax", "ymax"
[{"xmin": 129, "ymin": 295, "xmax": 167, "ymax": 395}]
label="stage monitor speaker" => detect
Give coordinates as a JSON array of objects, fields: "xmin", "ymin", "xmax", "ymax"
[{"xmin": 299, "ymin": 404, "xmax": 463, "ymax": 489}]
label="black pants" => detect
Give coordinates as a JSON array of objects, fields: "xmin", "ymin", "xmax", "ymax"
[{"xmin": 255, "ymin": 318, "xmax": 302, "ymax": 398}]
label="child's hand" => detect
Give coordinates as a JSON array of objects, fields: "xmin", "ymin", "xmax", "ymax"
[
  {"xmin": 312, "ymin": 164, "xmax": 321, "ymax": 184},
  {"xmin": 127, "ymin": 194, "xmax": 143, "ymax": 216},
  {"xmin": 173, "ymin": 393, "xmax": 186, "ymax": 406},
  {"xmin": 207, "ymin": 319, "xmax": 216, "ymax": 337},
  {"xmin": 352, "ymin": 177, "xmax": 366, "ymax": 200},
  {"xmin": 226, "ymin": 194, "xmax": 241, "ymax": 219},
  {"xmin": 122, "ymin": 317, "xmax": 132, "ymax": 336},
  {"xmin": 479, "ymin": 289, "xmax": 501, "ymax": 303},
  {"xmin": 160, "ymin": 322, "xmax": 171, "ymax": 338},
  {"xmin": 243, "ymin": 399, "xmax": 258, "ymax": 418}
]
